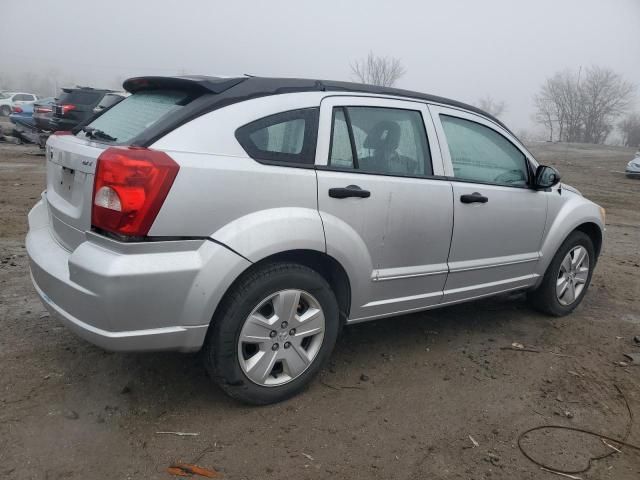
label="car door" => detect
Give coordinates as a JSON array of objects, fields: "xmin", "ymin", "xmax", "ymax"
[
  {"xmin": 315, "ymin": 96, "xmax": 454, "ymax": 321},
  {"xmin": 429, "ymin": 105, "xmax": 548, "ymax": 303}
]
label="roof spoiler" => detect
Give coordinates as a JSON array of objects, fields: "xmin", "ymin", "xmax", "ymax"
[{"xmin": 123, "ymin": 76, "xmax": 246, "ymax": 94}]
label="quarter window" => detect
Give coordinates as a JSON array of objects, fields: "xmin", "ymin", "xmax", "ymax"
[
  {"xmin": 329, "ymin": 106, "xmax": 432, "ymax": 177},
  {"xmin": 236, "ymin": 108, "xmax": 319, "ymax": 165},
  {"xmin": 440, "ymin": 115, "xmax": 528, "ymax": 187}
]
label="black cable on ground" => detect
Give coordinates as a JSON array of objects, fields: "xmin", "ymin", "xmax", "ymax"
[{"xmin": 517, "ymin": 384, "xmax": 640, "ymax": 475}]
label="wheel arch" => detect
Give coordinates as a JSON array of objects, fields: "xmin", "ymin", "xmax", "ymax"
[
  {"xmin": 253, "ymin": 250, "xmax": 352, "ymax": 322},
  {"xmin": 575, "ymin": 222, "xmax": 603, "ymax": 259},
  {"xmin": 536, "ymin": 215, "xmax": 604, "ymax": 287},
  {"xmin": 209, "ymin": 249, "xmax": 352, "ymax": 332}
]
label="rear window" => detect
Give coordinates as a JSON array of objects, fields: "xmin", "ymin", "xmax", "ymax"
[
  {"xmin": 59, "ymin": 90, "xmax": 103, "ymax": 106},
  {"xmin": 86, "ymin": 89, "xmax": 190, "ymax": 143}
]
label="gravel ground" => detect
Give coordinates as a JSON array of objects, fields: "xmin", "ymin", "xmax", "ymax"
[{"xmin": 1, "ymin": 136, "xmax": 639, "ymax": 479}]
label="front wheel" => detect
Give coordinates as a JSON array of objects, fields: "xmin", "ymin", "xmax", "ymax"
[
  {"xmin": 203, "ymin": 263, "xmax": 340, "ymax": 405},
  {"xmin": 528, "ymin": 231, "xmax": 595, "ymax": 316},
  {"xmin": 0, "ymin": 105, "xmax": 10, "ymax": 117}
]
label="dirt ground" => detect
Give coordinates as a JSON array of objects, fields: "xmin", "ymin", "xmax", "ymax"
[{"xmin": 1, "ymin": 124, "xmax": 639, "ymax": 479}]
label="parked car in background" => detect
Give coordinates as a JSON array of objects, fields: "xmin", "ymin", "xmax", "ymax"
[
  {"xmin": 625, "ymin": 151, "xmax": 640, "ymax": 178},
  {"xmin": 50, "ymin": 87, "xmax": 114, "ymax": 132},
  {"xmin": 9, "ymin": 97, "xmax": 55, "ymax": 145},
  {"xmin": 9, "ymin": 103, "xmax": 37, "ymax": 143},
  {"xmin": 93, "ymin": 92, "xmax": 127, "ymax": 114},
  {"xmin": 0, "ymin": 92, "xmax": 39, "ymax": 116},
  {"xmin": 26, "ymin": 75, "xmax": 605, "ymax": 405},
  {"xmin": 9, "ymin": 103, "xmax": 34, "ymax": 127},
  {"xmin": 33, "ymin": 97, "xmax": 57, "ymax": 131}
]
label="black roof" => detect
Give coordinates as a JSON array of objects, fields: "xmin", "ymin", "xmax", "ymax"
[{"xmin": 122, "ymin": 75, "xmax": 510, "ymax": 146}]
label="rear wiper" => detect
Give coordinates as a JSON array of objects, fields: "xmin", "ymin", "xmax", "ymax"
[{"xmin": 82, "ymin": 126, "xmax": 117, "ymax": 142}]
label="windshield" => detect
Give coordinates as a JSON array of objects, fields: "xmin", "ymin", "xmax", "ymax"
[{"xmin": 85, "ymin": 89, "xmax": 190, "ymax": 143}]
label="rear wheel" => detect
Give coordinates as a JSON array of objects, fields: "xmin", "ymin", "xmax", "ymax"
[
  {"xmin": 203, "ymin": 263, "xmax": 339, "ymax": 405},
  {"xmin": 528, "ymin": 231, "xmax": 595, "ymax": 316}
]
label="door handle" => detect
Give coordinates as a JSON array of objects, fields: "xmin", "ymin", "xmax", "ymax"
[
  {"xmin": 329, "ymin": 185, "xmax": 371, "ymax": 199},
  {"xmin": 460, "ymin": 192, "xmax": 488, "ymax": 204}
]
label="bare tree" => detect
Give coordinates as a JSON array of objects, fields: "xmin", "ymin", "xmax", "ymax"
[
  {"xmin": 534, "ymin": 67, "xmax": 635, "ymax": 144},
  {"xmin": 477, "ymin": 96, "xmax": 506, "ymax": 118},
  {"xmin": 533, "ymin": 94, "xmax": 555, "ymax": 141},
  {"xmin": 580, "ymin": 66, "xmax": 634, "ymax": 144},
  {"xmin": 0, "ymin": 73, "xmax": 11, "ymax": 91},
  {"xmin": 350, "ymin": 52, "xmax": 406, "ymax": 87},
  {"xmin": 619, "ymin": 113, "xmax": 640, "ymax": 147}
]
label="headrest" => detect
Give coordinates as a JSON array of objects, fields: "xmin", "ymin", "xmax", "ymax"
[{"xmin": 363, "ymin": 121, "xmax": 400, "ymax": 151}]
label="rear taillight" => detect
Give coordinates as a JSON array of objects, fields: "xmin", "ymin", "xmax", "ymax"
[
  {"xmin": 61, "ymin": 104, "xmax": 76, "ymax": 115},
  {"xmin": 12, "ymin": 106, "xmax": 23, "ymax": 113},
  {"xmin": 91, "ymin": 147, "xmax": 179, "ymax": 237}
]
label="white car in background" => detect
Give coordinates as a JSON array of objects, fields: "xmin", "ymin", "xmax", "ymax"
[
  {"xmin": 0, "ymin": 92, "xmax": 39, "ymax": 116},
  {"xmin": 626, "ymin": 151, "xmax": 640, "ymax": 178}
]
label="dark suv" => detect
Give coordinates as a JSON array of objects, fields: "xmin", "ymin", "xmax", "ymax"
[{"xmin": 50, "ymin": 87, "xmax": 114, "ymax": 132}]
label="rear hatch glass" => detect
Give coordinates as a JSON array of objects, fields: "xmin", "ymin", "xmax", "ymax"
[
  {"xmin": 58, "ymin": 90, "xmax": 103, "ymax": 106},
  {"xmin": 84, "ymin": 89, "xmax": 190, "ymax": 144}
]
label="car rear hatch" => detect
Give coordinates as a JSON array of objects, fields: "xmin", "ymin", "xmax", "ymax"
[
  {"xmin": 51, "ymin": 89, "xmax": 107, "ymax": 130},
  {"xmin": 46, "ymin": 134, "xmax": 105, "ymax": 249},
  {"xmin": 43, "ymin": 76, "xmax": 246, "ymax": 251}
]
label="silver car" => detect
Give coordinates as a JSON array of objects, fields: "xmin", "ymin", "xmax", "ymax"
[
  {"xmin": 26, "ymin": 76, "xmax": 605, "ymax": 404},
  {"xmin": 626, "ymin": 151, "xmax": 640, "ymax": 177}
]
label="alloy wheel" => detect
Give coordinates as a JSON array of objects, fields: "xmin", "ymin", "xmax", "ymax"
[
  {"xmin": 237, "ymin": 289, "xmax": 325, "ymax": 387},
  {"xmin": 556, "ymin": 246, "xmax": 590, "ymax": 306}
]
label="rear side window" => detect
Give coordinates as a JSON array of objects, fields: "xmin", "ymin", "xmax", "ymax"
[
  {"xmin": 87, "ymin": 90, "xmax": 190, "ymax": 143},
  {"xmin": 329, "ymin": 106, "xmax": 432, "ymax": 177},
  {"xmin": 440, "ymin": 115, "xmax": 528, "ymax": 187},
  {"xmin": 59, "ymin": 91, "xmax": 103, "ymax": 106},
  {"xmin": 236, "ymin": 108, "xmax": 319, "ymax": 166},
  {"xmin": 96, "ymin": 94, "xmax": 124, "ymax": 110}
]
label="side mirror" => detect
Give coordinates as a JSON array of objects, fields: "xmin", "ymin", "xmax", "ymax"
[{"xmin": 534, "ymin": 165, "xmax": 561, "ymax": 189}]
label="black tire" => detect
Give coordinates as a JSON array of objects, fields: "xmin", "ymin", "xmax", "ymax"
[
  {"xmin": 528, "ymin": 231, "xmax": 595, "ymax": 316},
  {"xmin": 0, "ymin": 105, "xmax": 10, "ymax": 117},
  {"xmin": 203, "ymin": 262, "xmax": 340, "ymax": 405}
]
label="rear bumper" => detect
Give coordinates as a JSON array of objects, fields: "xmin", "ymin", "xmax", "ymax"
[
  {"xmin": 50, "ymin": 117, "xmax": 79, "ymax": 132},
  {"xmin": 34, "ymin": 116, "xmax": 52, "ymax": 131},
  {"xmin": 26, "ymin": 198, "xmax": 251, "ymax": 352}
]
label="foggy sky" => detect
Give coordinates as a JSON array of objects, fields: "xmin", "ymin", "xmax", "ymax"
[{"xmin": 2, "ymin": 0, "xmax": 639, "ymax": 133}]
